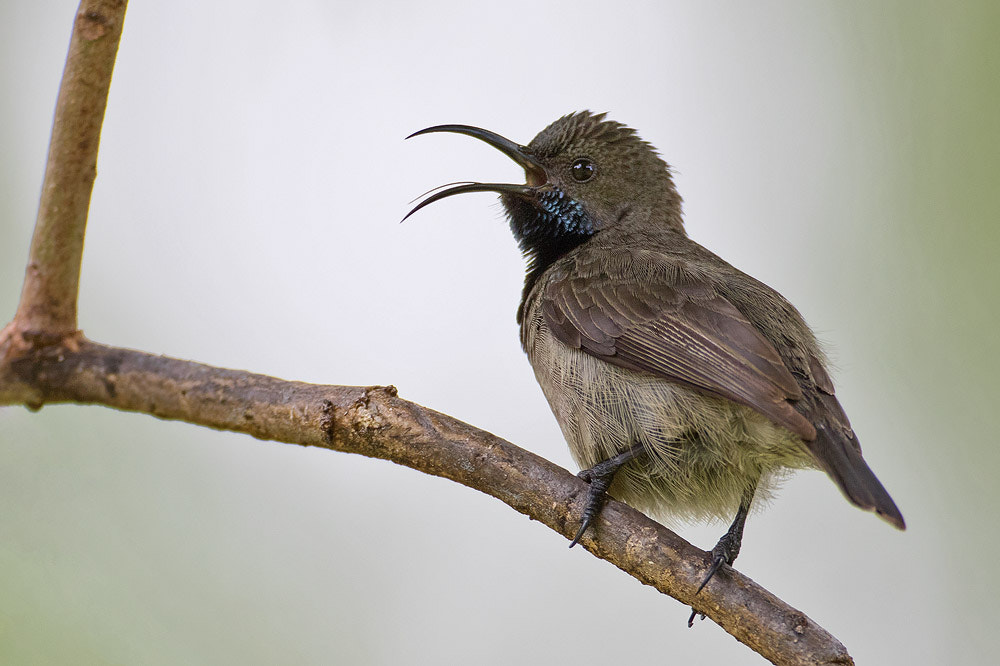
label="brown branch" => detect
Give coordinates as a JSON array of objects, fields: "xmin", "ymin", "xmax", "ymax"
[
  {"xmin": 12, "ymin": 0, "xmax": 127, "ymax": 341},
  {"xmin": 0, "ymin": 339, "xmax": 852, "ymax": 666},
  {"xmin": 0, "ymin": 1, "xmax": 855, "ymax": 664}
]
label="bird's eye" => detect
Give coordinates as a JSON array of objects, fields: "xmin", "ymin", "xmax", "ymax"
[{"xmin": 570, "ymin": 158, "xmax": 595, "ymax": 183}]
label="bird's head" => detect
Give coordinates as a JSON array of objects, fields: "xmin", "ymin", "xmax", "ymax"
[{"xmin": 405, "ymin": 112, "xmax": 684, "ymax": 274}]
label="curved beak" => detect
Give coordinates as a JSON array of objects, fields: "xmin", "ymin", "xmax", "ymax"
[{"xmin": 403, "ymin": 124, "xmax": 546, "ymax": 221}]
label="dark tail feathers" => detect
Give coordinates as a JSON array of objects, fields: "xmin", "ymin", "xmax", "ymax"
[{"xmin": 807, "ymin": 424, "xmax": 906, "ymax": 530}]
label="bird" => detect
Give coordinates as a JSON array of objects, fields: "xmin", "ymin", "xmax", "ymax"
[{"xmin": 404, "ymin": 111, "xmax": 905, "ymax": 608}]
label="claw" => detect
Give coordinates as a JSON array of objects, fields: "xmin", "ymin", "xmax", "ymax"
[
  {"xmin": 696, "ymin": 552, "xmax": 728, "ymax": 594},
  {"xmin": 685, "ymin": 544, "xmax": 732, "ymax": 627},
  {"xmin": 569, "ymin": 470, "xmax": 613, "ymax": 548},
  {"xmin": 567, "ymin": 443, "xmax": 645, "ymax": 548},
  {"xmin": 686, "ymin": 484, "xmax": 756, "ymax": 627},
  {"xmin": 696, "ymin": 535, "xmax": 740, "ymax": 592},
  {"xmin": 568, "ymin": 519, "xmax": 590, "ymax": 549}
]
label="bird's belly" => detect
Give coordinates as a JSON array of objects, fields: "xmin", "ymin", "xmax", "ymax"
[{"xmin": 525, "ymin": 322, "xmax": 813, "ymax": 522}]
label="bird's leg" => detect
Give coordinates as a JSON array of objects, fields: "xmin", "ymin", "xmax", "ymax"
[
  {"xmin": 688, "ymin": 480, "xmax": 758, "ymax": 626},
  {"xmin": 569, "ymin": 442, "xmax": 646, "ymax": 548}
]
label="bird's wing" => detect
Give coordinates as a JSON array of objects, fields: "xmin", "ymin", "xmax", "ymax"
[{"xmin": 540, "ymin": 247, "xmax": 816, "ymax": 440}]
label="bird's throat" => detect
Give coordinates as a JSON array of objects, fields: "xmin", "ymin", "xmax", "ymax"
[{"xmin": 502, "ymin": 190, "xmax": 597, "ymax": 323}]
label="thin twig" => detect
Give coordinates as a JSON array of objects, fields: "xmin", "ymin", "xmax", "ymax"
[{"xmin": 12, "ymin": 0, "xmax": 128, "ymax": 340}]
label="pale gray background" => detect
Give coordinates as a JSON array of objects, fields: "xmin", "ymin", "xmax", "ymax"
[{"xmin": 2, "ymin": 1, "xmax": 997, "ymax": 664}]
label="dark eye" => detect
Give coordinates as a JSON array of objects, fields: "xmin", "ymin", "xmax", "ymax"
[{"xmin": 570, "ymin": 158, "xmax": 595, "ymax": 182}]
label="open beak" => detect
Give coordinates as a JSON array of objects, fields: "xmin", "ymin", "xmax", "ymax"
[{"xmin": 403, "ymin": 124, "xmax": 547, "ymax": 221}]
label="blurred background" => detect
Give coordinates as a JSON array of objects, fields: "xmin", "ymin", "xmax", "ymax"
[{"xmin": 2, "ymin": 1, "xmax": 997, "ymax": 664}]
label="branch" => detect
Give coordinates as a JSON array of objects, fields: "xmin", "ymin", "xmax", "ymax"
[
  {"xmin": 0, "ymin": 1, "xmax": 855, "ymax": 664},
  {"xmin": 12, "ymin": 0, "xmax": 127, "ymax": 341},
  {"xmin": 1, "ymin": 340, "xmax": 851, "ymax": 666}
]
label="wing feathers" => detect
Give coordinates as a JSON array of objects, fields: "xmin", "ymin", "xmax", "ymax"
[{"xmin": 541, "ymin": 252, "xmax": 816, "ymax": 440}]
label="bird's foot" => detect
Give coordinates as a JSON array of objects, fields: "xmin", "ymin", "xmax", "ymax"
[
  {"xmin": 688, "ymin": 485, "xmax": 755, "ymax": 627},
  {"xmin": 697, "ymin": 531, "xmax": 742, "ymax": 594},
  {"xmin": 568, "ymin": 467, "xmax": 614, "ymax": 548},
  {"xmin": 569, "ymin": 445, "xmax": 644, "ymax": 548},
  {"xmin": 687, "ymin": 529, "xmax": 744, "ymax": 627}
]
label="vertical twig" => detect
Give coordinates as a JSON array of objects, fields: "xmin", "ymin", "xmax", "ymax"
[{"xmin": 12, "ymin": 0, "xmax": 128, "ymax": 342}]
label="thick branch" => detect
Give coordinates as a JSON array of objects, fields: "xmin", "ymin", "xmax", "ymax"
[
  {"xmin": 0, "ymin": 339, "xmax": 852, "ymax": 666},
  {"xmin": 14, "ymin": 0, "xmax": 127, "ymax": 338}
]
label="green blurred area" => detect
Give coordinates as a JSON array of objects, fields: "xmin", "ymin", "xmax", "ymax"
[
  {"xmin": 847, "ymin": 2, "xmax": 1000, "ymax": 527},
  {"xmin": 838, "ymin": 3, "xmax": 1000, "ymax": 655}
]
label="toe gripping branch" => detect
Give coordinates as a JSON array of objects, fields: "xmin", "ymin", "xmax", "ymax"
[
  {"xmin": 688, "ymin": 482, "xmax": 756, "ymax": 627},
  {"xmin": 569, "ymin": 444, "xmax": 646, "ymax": 548}
]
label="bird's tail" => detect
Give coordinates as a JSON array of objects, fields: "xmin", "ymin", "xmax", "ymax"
[{"xmin": 807, "ymin": 423, "xmax": 906, "ymax": 530}]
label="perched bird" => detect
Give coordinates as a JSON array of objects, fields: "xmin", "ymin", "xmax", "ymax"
[{"xmin": 405, "ymin": 111, "xmax": 904, "ymax": 601}]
